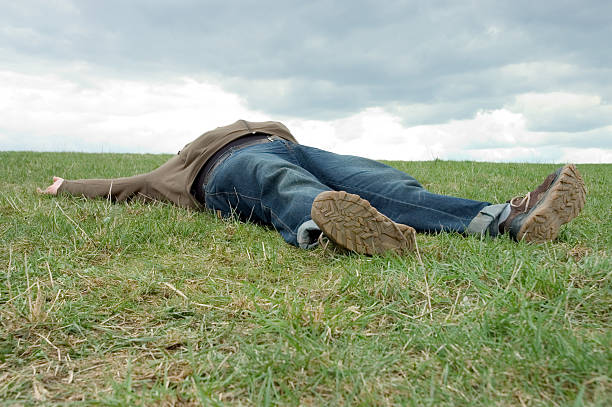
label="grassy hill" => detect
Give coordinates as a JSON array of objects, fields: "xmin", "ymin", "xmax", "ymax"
[{"xmin": 1, "ymin": 151, "xmax": 610, "ymax": 405}]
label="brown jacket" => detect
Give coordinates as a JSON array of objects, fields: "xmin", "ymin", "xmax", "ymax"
[{"xmin": 59, "ymin": 120, "xmax": 298, "ymax": 209}]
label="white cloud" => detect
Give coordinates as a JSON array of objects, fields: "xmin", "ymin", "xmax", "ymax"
[
  {"xmin": 508, "ymin": 92, "xmax": 612, "ymax": 132},
  {"xmin": 288, "ymin": 108, "xmax": 432, "ymax": 160},
  {"xmin": 1, "ymin": 71, "xmax": 610, "ymax": 163},
  {"xmin": 294, "ymin": 108, "xmax": 528, "ymax": 160},
  {"xmin": 0, "ymin": 71, "xmax": 269, "ymax": 153},
  {"xmin": 560, "ymin": 147, "xmax": 612, "ymax": 164},
  {"xmin": 292, "ymin": 107, "xmax": 611, "ymax": 163}
]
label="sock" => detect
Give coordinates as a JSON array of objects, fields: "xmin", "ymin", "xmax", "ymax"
[
  {"xmin": 297, "ymin": 219, "xmax": 322, "ymax": 249},
  {"xmin": 466, "ymin": 203, "xmax": 511, "ymax": 237},
  {"xmin": 498, "ymin": 204, "xmax": 511, "ymax": 226}
]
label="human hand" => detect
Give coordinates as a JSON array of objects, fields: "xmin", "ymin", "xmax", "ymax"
[{"xmin": 37, "ymin": 176, "xmax": 64, "ymax": 195}]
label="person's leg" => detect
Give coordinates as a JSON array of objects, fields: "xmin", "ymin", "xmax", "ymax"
[
  {"xmin": 292, "ymin": 144, "xmax": 499, "ymax": 234},
  {"xmin": 204, "ymin": 140, "xmax": 331, "ymax": 248},
  {"xmin": 204, "ymin": 140, "xmax": 585, "ymax": 248}
]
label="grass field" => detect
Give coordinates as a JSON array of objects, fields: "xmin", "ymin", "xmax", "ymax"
[{"xmin": 1, "ymin": 151, "xmax": 610, "ymax": 406}]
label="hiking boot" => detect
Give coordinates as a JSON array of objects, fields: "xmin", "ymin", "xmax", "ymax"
[
  {"xmin": 311, "ymin": 191, "xmax": 416, "ymax": 255},
  {"xmin": 500, "ymin": 164, "xmax": 586, "ymax": 242}
]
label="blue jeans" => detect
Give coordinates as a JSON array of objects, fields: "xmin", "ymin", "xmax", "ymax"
[{"xmin": 204, "ymin": 140, "xmax": 493, "ymax": 248}]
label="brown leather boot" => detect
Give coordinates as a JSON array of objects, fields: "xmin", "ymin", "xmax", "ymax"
[
  {"xmin": 311, "ymin": 191, "xmax": 416, "ymax": 255},
  {"xmin": 499, "ymin": 164, "xmax": 586, "ymax": 242}
]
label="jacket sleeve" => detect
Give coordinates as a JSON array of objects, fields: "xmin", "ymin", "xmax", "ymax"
[{"xmin": 57, "ymin": 174, "xmax": 155, "ymax": 203}]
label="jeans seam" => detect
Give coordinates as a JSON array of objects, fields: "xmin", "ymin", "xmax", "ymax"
[{"xmin": 317, "ymin": 177, "xmax": 477, "ymax": 222}]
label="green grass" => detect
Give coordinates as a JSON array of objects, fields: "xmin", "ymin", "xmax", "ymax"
[{"xmin": 1, "ymin": 151, "xmax": 610, "ymax": 406}]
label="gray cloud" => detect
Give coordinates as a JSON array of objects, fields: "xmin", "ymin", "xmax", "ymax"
[{"xmin": 1, "ymin": 0, "xmax": 611, "ymax": 132}]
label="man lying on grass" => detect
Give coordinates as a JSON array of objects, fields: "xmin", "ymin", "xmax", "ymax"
[{"xmin": 38, "ymin": 120, "xmax": 587, "ymax": 255}]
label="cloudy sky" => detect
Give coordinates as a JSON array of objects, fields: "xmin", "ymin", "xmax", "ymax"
[{"xmin": 1, "ymin": 0, "xmax": 611, "ymax": 162}]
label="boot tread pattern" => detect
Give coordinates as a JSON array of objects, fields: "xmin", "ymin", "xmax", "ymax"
[
  {"xmin": 518, "ymin": 164, "xmax": 586, "ymax": 242},
  {"xmin": 311, "ymin": 191, "xmax": 416, "ymax": 255}
]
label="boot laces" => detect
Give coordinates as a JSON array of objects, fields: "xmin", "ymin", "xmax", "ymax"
[{"xmin": 510, "ymin": 192, "xmax": 532, "ymax": 213}]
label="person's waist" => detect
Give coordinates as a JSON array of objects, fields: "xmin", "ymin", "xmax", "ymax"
[
  {"xmin": 217, "ymin": 133, "xmax": 285, "ymax": 155},
  {"xmin": 191, "ymin": 133, "xmax": 286, "ymax": 203},
  {"xmin": 203, "ymin": 133, "xmax": 286, "ymax": 177}
]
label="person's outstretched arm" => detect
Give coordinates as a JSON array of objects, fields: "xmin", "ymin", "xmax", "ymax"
[
  {"xmin": 37, "ymin": 173, "xmax": 153, "ymax": 203},
  {"xmin": 35, "ymin": 154, "xmax": 199, "ymax": 209}
]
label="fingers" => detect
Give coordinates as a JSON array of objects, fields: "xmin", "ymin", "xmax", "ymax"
[
  {"xmin": 37, "ymin": 186, "xmax": 53, "ymax": 195},
  {"xmin": 38, "ymin": 177, "xmax": 64, "ymax": 195}
]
